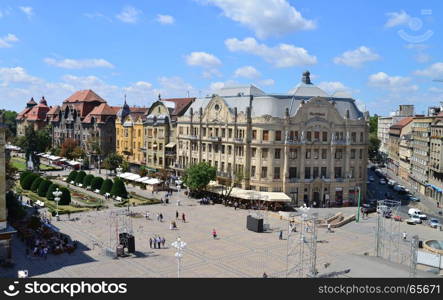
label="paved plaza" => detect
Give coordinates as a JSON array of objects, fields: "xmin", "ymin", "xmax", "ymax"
[{"xmin": 3, "ymin": 190, "xmax": 443, "ymax": 278}]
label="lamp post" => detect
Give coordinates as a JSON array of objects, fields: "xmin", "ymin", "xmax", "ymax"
[
  {"xmin": 53, "ymin": 188, "xmax": 62, "ymax": 221},
  {"xmin": 171, "ymin": 237, "xmax": 186, "ymax": 278},
  {"xmin": 116, "ymin": 166, "xmax": 123, "ymax": 176},
  {"xmin": 356, "ymin": 186, "xmax": 361, "ymax": 223}
]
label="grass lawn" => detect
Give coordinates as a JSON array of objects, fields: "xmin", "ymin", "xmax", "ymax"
[{"xmin": 11, "ymin": 157, "xmax": 60, "ymax": 171}]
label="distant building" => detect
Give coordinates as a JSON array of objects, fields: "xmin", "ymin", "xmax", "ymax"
[
  {"xmin": 115, "ymin": 101, "xmax": 149, "ymax": 169},
  {"xmin": 49, "ymin": 90, "xmax": 117, "ymax": 164},
  {"xmin": 387, "ymin": 117, "xmax": 413, "ymax": 177},
  {"xmin": 16, "ymin": 97, "xmax": 50, "ymax": 136},
  {"xmin": 427, "ymin": 116, "xmax": 443, "ymax": 206}
]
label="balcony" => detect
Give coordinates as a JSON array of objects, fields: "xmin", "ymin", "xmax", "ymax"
[
  {"xmin": 165, "ymin": 151, "xmax": 176, "ymax": 156},
  {"xmin": 174, "ymin": 164, "xmax": 185, "ymax": 169},
  {"xmin": 208, "ymin": 136, "xmax": 221, "ymax": 142},
  {"xmin": 332, "ymin": 140, "xmax": 347, "ymax": 145},
  {"xmin": 233, "ymin": 137, "xmax": 244, "ymax": 143},
  {"xmin": 286, "ymin": 139, "xmax": 303, "ymax": 145},
  {"xmin": 217, "ymin": 171, "xmax": 232, "ymax": 178},
  {"xmin": 188, "ymin": 135, "xmax": 198, "ymax": 140}
]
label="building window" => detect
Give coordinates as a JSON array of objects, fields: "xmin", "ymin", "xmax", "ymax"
[
  {"xmin": 313, "ymin": 167, "xmax": 319, "ymax": 179},
  {"xmin": 321, "ymin": 167, "xmax": 327, "ymax": 178},
  {"xmin": 360, "ymin": 132, "xmax": 364, "ymax": 143},
  {"xmin": 252, "ymin": 147, "xmax": 256, "ymax": 157},
  {"xmin": 305, "ymin": 167, "xmax": 311, "ymax": 179},
  {"xmin": 262, "ymin": 148, "xmax": 268, "ymax": 159},
  {"xmin": 261, "ymin": 167, "xmax": 268, "ymax": 178},
  {"xmin": 221, "ymin": 128, "xmax": 225, "ymax": 137},
  {"xmin": 322, "ymin": 132, "xmax": 328, "ymax": 142},
  {"xmin": 351, "ymin": 132, "xmax": 357, "ymax": 143},
  {"xmin": 351, "ymin": 149, "xmax": 356, "ymax": 159},
  {"xmin": 359, "ymin": 149, "xmax": 363, "ymax": 159},
  {"xmin": 252, "ymin": 130, "xmax": 257, "ymax": 140},
  {"xmin": 306, "ymin": 149, "xmax": 311, "ymax": 159},
  {"xmin": 289, "ymin": 149, "xmax": 298, "ymax": 159},
  {"xmin": 228, "ymin": 128, "xmax": 233, "ymax": 138},
  {"xmin": 289, "ymin": 167, "xmax": 297, "ymax": 179},
  {"xmin": 314, "ymin": 149, "xmax": 319, "ymax": 159},
  {"xmin": 274, "ymin": 148, "xmax": 281, "ymax": 159},
  {"xmin": 262, "ymin": 130, "xmax": 269, "ymax": 141},
  {"xmin": 228, "ymin": 145, "xmax": 232, "ymax": 155},
  {"xmin": 321, "ymin": 149, "xmax": 327, "ymax": 159},
  {"xmin": 275, "ymin": 130, "xmax": 282, "ymax": 141},
  {"xmin": 334, "ymin": 167, "xmax": 342, "ymax": 178},
  {"xmin": 274, "ymin": 167, "xmax": 280, "ymax": 179},
  {"xmin": 314, "ymin": 131, "xmax": 320, "ymax": 141},
  {"xmin": 307, "ymin": 131, "xmax": 312, "ymax": 141},
  {"xmin": 221, "ymin": 145, "xmax": 225, "ymax": 154},
  {"xmin": 335, "ymin": 149, "xmax": 343, "ymax": 159},
  {"xmin": 251, "ymin": 166, "xmax": 256, "ymax": 177},
  {"xmin": 259, "ymin": 187, "xmax": 268, "ymax": 192}
]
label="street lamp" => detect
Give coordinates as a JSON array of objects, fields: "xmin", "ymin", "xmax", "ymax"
[
  {"xmin": 116, "ymin": 166, "xmax": 123, "ymax": 175},
  {"xmin": 356, "ymin": 186, "xmax": 361, "ymax": 223},
  {"xmin": 171, "ymin": 236, "xmax": 186, "ymax": 278},
  {"xmin": 53, "ymin": 188, "xmax": 62, "ymax": 221}
]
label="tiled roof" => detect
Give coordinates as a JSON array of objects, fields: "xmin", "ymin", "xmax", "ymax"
[
  {"xmin": 163, "ymin": 98, "xmax": 195, "ymax": 116},
  {"xmin": 88, "ymin": 103, "xmax": 117, "ymax": 116},
  {"xmin": 391, "ymin": 117, "xmax": 414, "ymax": 129},
  {"xmin": 26, "ymin": 103, "xmax": 50, "ymax": 121},
  {"xmin": 27, "ymin": 97, "xmax": 37, "ymax": 105},
  {"xmin": 16, "ymin": 107, "xmax": 32, "ymax": 120},
  {"xmin": 64, "ymin": 89, "xmax": 106, "ymax": 103},
  {"xmin": 47, "ymin": 105, "xmax": 60, "ymax": 115}
]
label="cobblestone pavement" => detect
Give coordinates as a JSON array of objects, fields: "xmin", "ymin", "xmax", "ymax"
[{"xmin": 3, "ymin": 192, "xmax": 442, "ymax": 278}]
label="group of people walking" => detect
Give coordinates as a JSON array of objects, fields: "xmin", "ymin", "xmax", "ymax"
[{"xmin": 149, "ymin": 235, "xmax": 166, "ymax": 249}]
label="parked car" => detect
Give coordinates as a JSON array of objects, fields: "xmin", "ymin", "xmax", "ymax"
[
  {"xmin": 385, "ymin": 192, "xmax": 394, "ymax": 200},
  {"xmin": 393, "ymin": 184, "xmax": 402, "ymax": 192},
  {"xmin": 361, "ymin": 204, "xmax": 376, "ymax": 213},
  {"xmin": 387, "ymin": 180, "xmax": 396, "ymax": 187},
  {"xmin": 379, "ymin": 179, "xmax": 386, "ymax": 185},
  {"xmin": 368, "ymin": 176, "xmax": 375, "ymax": 182},
  {"xmin": 429, "ymin": 218, "xmax": 441, "ymax": 228},
  {"xmin": 408, "ymin": 208, "xmax": 427, "ymax": 220},
  {"xmin": 406, "ymin": 216, "xmax": 421, "ymax": 225},
  {"xmin": 408, "ymin": 195, "xmax": 420, "ymax": 202}
]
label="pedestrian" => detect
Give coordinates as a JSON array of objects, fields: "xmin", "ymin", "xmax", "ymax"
[
  {"xmin": 170, "ymin": 221, "xmax": 174, "ymax": 230},
  {"xmin": 182, "ymin": 213, "xmax": 186, "ymax": 223},
  {"xmin": 161, "ymin": 237, "xmax": 165, "ymax": 248},
  {"xmin": 234, "ymin": 202, "xmax": 238, "ymax": 210},
  {"xmin": 176, "ymin": 210, "xmax": 179, "ymax": 219},
  {"xmin": 327, "ymin": 224, "xmax": 331, "ymax": 233},
  {"xmin": 402, "ymin": 232, "xmax": 407, "ymax": 240},
  {"xmin": 149, "ymin": 237, "xmax": 153, "ymax": 248},
  {"xmin": 157, "ymin": 237, "xmax": 161, "ymax": 249},
  {"xmin": 279, "ymin": 230, "xmax": 283, "ymax": 240},
  {"xmin": 159, "ymin": 213, "xmax": 163, "ymax": 222},
  {"xmin": 212, "ymin": 228, "xmax": 217, "ymax": 239},
  {"xmin": 177, "ymin": 199, "xmax": 181, "ymax": 206},
  {"xmin": 262, "ymin": 272, "xmax": 268, "ymax": 278}
]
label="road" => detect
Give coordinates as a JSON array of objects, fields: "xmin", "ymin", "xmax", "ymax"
[{"xmin": 366, "ymin": 166, "xmax": 443, "ymax": 225}]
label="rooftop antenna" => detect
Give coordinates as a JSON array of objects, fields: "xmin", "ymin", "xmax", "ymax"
[
  {"xmin": 187, "ymin": 90, "xmax": 190, "ymax": 98},
  {"xmin": 124, "ymin": 94, "xmax": 127, "ymax": 104}
]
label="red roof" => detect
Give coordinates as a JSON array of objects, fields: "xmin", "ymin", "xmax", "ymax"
[
  {"xmin": 391, "ymin": 117, "xmax": 414, "ymax": 129},
  {"xmin": 89, "ymin": 103, "xmax": 117, "ymax": 116},
  {"xmin": 47, "ymin": 105, "xmax": 60, "ymax": 115},
  {"xmin": 16, "ymin": 107, "xmax": 32, "ymax": 120},
  {"xmin": 27, "ymin": 97, "xmax": 37, "ymax": 106},
  {"xmin": 162, "ymin": 98, "xmax": 195, "ymax": 116},
  {"xmin": 26, "ymin": 102, "xmax": 50, "ymax": 121},
  {"xmin": 64, "ymin": 89, "xmax": 106, "ymax": 104}
]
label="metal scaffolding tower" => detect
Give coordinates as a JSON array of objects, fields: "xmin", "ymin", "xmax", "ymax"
[
  {"xmin": 108, "ymin": 209, "xmax": 133, "ymax": 253},
  {"xmin": 409, "ymin": 235, "xmax": 419, "ymax": 278},
  {"xmin": 286, "ymin": 209, "xmax": 318, "ymax": 278},
  {"xmin": 375, "ymin": 199, "xmax": 402, "ymax": 262}
]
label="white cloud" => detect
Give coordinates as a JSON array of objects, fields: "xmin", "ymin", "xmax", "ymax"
[
  {"xmin": 44, "ymin": 58, "xmax": 114, "ymax": 69},
  {"xmin": 368, "ymin": 72, "xmax": 418, "ymax": 92},
  {"xmin": 200, "ymin": 0, "xmax": 315, "ymax": 39},
  {"xmin": 385, "ymin": 10, "xmax": 411, "ymax": 28},
  {"xmin": 84, "ymin": 12, "xmax": 112, "ymax": 22},
  {"xmin": 225, "ymin": 37, "xmax": 317, "ymax": 67},
  {"xmin": 333, "ymin": 46, "xmax": 380, "ymax": 68},
  {"xmin": 414, "ymin": 62, "xmax": 443, "ymax": 78},
  {"xmin": 0, "ymin": 33, "xmax": 19, "ymax": 48},
  {"xmin": 317, "ymin": 81, "xmax": 357, "ymax": 97},
  {"xmin": 116, "ymin": 6, "xmax": 142, "ymax": 23},
  {"xmin": 202, "ymin": 69, "xmax": 222, "ymax": 79},
  {"xmin": 158, "ymin": 76, "xmax": 194, "ymax": 95},
  {"xmin": 209, "ymin": 80, "xmax": 238, "ymax": 92},
  {"xmin": 156, "ymin": 14, "xmax": 175, "ymax": 25},
  {"xmin": 258, "ymin": 79, "xmax": 274, "ymax": 86},
  {"xmin": 0, "ymin": 67, "xmax": 41, "ymax": 86},
  {"xmin": 234, "ymin": 66, "xmax": 260, "ymax": 79},
  {"xmin": 19, "ymin": 6, "xmax": 34, "ymax": 18},
  {"xmin": 185, "ymin": 51, "xmax": 222, "ymax": 68}
]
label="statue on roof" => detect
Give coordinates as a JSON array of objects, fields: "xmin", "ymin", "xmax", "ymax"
[{"xmin": 302, "ymin": 71, "xmax": 312, "ymax": 84}]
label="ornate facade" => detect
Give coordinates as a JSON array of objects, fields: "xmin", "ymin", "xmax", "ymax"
[
  {"xmin": 176, "ymin": 72, "xmax": 368, "ymax": 207},
  {"xmin": 48, "ymin": 90, "xmax": 118, "ymax": 161},
  {"xmin": 144, "ymin": 97, "xmax": 194, "ymax": 171},
  {"xmin": 16, "ymin": 97, "xmax": 50, "ymax": 136}
]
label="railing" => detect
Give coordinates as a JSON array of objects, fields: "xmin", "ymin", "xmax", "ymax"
[
  {"xmin": 217, "ymin": 171, "xmax": 232, "ymax": 178},
  {"xmin": 233, "ymin": 137, "xmax": 244, "ymax": 143},
  {"xmin": 332, "ymin": 140, "xmax": 347, "ymax": 145},
  {"xmin": 165, "ymin": 151, "xmax": 176, "ymax": 156},
  {"xmin": 208, "ymin": 136, "xmax": 221, "ymax": 142},
  {"xmin": 188, "ymin": 135, "xmax": 198, "ymax": 140}
]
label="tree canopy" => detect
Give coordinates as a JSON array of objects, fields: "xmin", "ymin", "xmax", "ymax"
[
  {"xmin": 103, "ymin": 152, "xmax": 123, "ymax": 173},
  {"xmin": 183, "ymin": 162, "xmax": 216, "ymax": 192},
  {"xmin": 16, "ymin": 126, "xmax": 51, "ymax": 171}
]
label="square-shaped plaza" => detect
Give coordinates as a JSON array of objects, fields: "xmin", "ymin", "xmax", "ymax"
[{"xmin": 3, "ymin": 195, "xmax": 442, "ymax": 278}]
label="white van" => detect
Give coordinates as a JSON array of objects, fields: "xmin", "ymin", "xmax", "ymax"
[{"xmin": 408, "ymin": 208, "xmax": 427, "ymax": 220}]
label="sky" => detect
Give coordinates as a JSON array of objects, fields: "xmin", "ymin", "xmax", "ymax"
[{"xmin": 1, "ymin": 0, "xmax": 443, "ymax": 116}]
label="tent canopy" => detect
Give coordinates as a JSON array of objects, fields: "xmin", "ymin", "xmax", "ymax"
[{"xmin": 208, "ymin": 182, "xmax": 291, "ymax": 202}]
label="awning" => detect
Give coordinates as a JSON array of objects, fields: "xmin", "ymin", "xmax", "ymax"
[
  {"xmin": 207, "ymin": 182, "xmax": 291, "ymax": 202},
  {"xmin": 165, "ymin": 142, "xmax": 176, "ymax": 148},
  {"xmin": 427, "ymin": 184, "xmax": 443, "ymax": 193},
  {"xmin": 68, "ymin": 161, "xmax": 81, "ymax": 166},
  {"xmin": 142, "ymin": 178, "xmax": 163, "ymax": 185},
  {"xmin": 135, "ymin": 176, "xmax": 150, "ymax": 183}
]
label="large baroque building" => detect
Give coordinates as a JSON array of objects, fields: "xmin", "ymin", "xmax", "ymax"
[
  {"xmin": 144, "ymin": 97, "xmax": 195, "ymax": 171},
  {"xmin": 115, "ymin": 101, "xmax": 149, "ymax": 168},
  {"xmin": 16, "ymin": 97, "xmax": 50, "ymax": 136},
  {"xmin": 49, "ymin": 90, "xmax": 118, "ymax": 163},
  {"xmin": 387, "ymin": 117, "xmax": 413, "ymax": 177},
  {"xmin": 175, "ymin": 72, "xmax": 369, "ymax": 207}
]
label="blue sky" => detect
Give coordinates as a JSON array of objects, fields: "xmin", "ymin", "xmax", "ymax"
[{"xmin": 1, "ymin": 0, "xmax": 443, "ymax": 115}]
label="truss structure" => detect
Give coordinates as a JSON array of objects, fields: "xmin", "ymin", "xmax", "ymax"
[{"xmin": 108, "ymin": 209, "xmax": 134, "ymax": 252}]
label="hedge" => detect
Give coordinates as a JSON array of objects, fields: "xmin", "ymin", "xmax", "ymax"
[
  {"xmin": 58, "ymin": 187, "xmax": 71, "ymax": 205},
  {"xmin": 37, "ymin": 180, "xmax": 52, "ymax": 197},
  {"xmin": 111, "ymin": 178, "xmax": 128, "ymax": 198},
  {"xmin": 67, "ymin": 171, "xmax": 78, "ymax": 183},
  {"xmin": 46, "ymin": 183, "xmax": 60, "ymax": 201},
  {"xmin": 100, "ymin": 179, "xmax": 113, "ymax": 195},
  {"xmin": 30, "ymin": 177, "xmax": 43, "ymax": 192},
  {"xmin": 91, "ymin": 177, "xmax": 104, "ymax": 191},
  {"xmin": 21, "ymin": 173, "xmax": 39, "ymax": 190},
  {"xmin": 83, "ymin": 174, "xmax": 94, "ymax": 188},
  {"xmin": 75, "ymin": 171, "xmax": 87, "ymax": 185},
  {"xmin": 20, "ymin": 171, "xmax": 32, "ymax": 185}
]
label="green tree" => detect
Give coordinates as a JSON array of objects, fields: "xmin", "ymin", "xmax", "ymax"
[
  {"xmin": 75, "ymin": 171, "xmax": 87, "ymax": 185},
  {"xmin": 46, "ymin": 183, "xmax": 60, "ymax": 201},
  {"xmin": 100, "ymin": 178, "xmax": 113, "ymax": 195},
  {"xmin": 369, "ymin": 115, "xmax": 378, "ymax": 135},
  {"xmin": 30, "ymin": 177, "xmax": 43, "ymax": 192},
  {"xmin": 6, "ymin": 191, "xmax": 26, "ymax": 221},
  {"xmin": 111, "ymin": 177, "xmax": 128, "ymax": 198},
  {"xmin": 67, "ymin": 170, "xmax": 78, "ymax": 183},
  {"xmin": 221, "ymin": 170, "xmax": 245, "ymax": 200},
  {"xmin": 60, "ymin": 138, "xmax": 78, "ymax": 159},
  {"xmin": 1, "ymin": 110, "xmax": 18, "ymax": 142},
  {"xmin": 91, "ymin": 176, "xmax": 104, "ymax": 191},
  {"xmin": 37, "ymin": 180, "xmax": 52, "ymax": 197},
  {"xmin": 369, "ymin": 133, "xmax": 381, "ymax": 160},
  {"xmin": 21, "ymin": 173, "xmax": 39, "ymax": 190},
  {"xmin": 103, "ymin": 152, "xmax": 123, "ymax": 174},
  {"xmin": 83, "ymin": 174, "xmax": 94, "ymax": 187},
  {"xmin": 58, "ymin": 187, "xmax": 71, "ymax": 205},
  {"xmin": 183, "ymin": 162, "xmax": 216, "ymax": 192}
]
